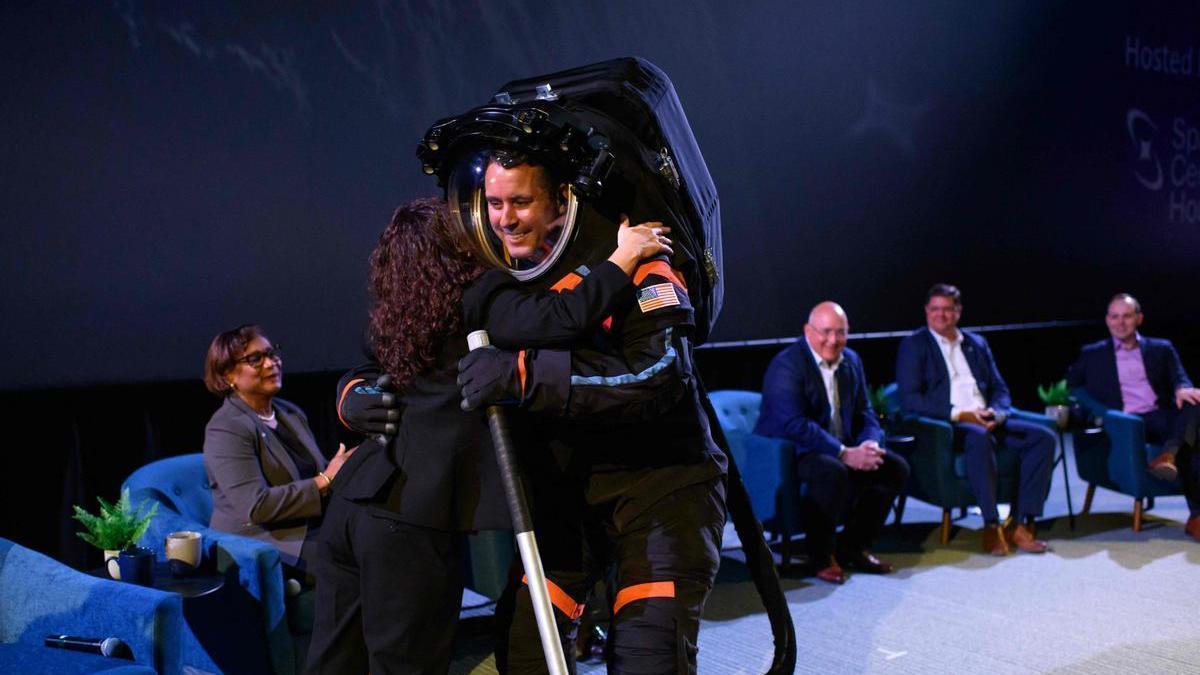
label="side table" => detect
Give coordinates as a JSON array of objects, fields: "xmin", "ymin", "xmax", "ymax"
[
  {"xmin": 1053, "ymin": 427, "xmax": 1076, "ymax": 530},
  {"xmin": 89, "ymin": 561, "xmax": 223, "ymax": 599},
  {"xmin": 92, "ymin": 562, "xmax": 272, "ymax": 674}
]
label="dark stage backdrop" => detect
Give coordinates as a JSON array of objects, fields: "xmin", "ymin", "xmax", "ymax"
[{"xmin": 2, "ymin": 1, "xmax": 1197, "ymax": 390}]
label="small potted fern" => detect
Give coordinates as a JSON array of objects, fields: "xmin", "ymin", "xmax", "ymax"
[
  {"xmin": 1037, "ymin": 379, "xmax": 1073, "ymax": 430},
  {"xmin": 72, "ymin": 488, "xmax": 158, "ymax": 580},
  {"xmin": 867, "ymin": 384, "xmax": 894, "ymax": 426}
]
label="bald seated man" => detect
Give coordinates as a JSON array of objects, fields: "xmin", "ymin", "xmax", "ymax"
[{"xmin": 755, "ymin": 302, "xmax": 910, "ymax": 584}]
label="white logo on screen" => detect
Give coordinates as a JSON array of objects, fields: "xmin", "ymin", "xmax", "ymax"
[{"xmin": 1127, "ymin": 109, "xmax": 1163, "ymax": 191}]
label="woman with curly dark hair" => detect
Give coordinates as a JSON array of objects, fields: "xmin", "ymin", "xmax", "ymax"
[{"xmin": 305, "ymin": 197, "xmax": 670, "ymax": 674}]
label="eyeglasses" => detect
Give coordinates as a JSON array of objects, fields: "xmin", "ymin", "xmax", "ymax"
[
  {"xmin": 811, "ymin": 327, "xmax": 848, "ymax": 339},
  {"xmin": 237, "ymin": 346, "xmax": 283, "ymax": 368}
]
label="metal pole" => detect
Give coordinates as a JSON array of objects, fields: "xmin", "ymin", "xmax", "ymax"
[{"xmin": 467, "ymin": 330, "xmax": 568, "ymax": 675}]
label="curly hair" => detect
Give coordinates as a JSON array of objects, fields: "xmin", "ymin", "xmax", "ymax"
[{"xmin": 368, "ymin": 198, "xmax": 486, "ymax": 391}]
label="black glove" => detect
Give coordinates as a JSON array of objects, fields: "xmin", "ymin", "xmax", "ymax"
[
  {"xmin": 457, "ymin": 347, "xmax": 521, "ymax": 411},
  {"xmin": 338, "ymin": 373, "xmax": 400, "ymax": 436}
]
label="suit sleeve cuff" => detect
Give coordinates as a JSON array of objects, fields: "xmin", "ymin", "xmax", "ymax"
[{"xmin": 522, "ymin": 349, "xmax": 570, "ymax": 412}]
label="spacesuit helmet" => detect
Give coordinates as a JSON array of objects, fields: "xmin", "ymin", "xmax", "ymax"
[
  {"xmin": 417, "ymin": 58, "xmax": 723, "ymax": 343},
  {"xmin": 439, "ymin": 142, "xmax": 586, "ymax": 281},
  {"xmin": 418, "ymin": 100, "xmax": 613, "ymax": 282}
]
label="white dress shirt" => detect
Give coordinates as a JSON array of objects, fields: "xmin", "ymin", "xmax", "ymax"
[
  {"xmin": 806, "ymin": 339, "xmax": 845, "ymax": 445},
  {"xmin": 933, "ymin": 330, "xmax": 988, "ymax": 420}
]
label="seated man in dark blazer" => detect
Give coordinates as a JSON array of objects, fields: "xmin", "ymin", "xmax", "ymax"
[
  {"xmin": 1066, "ymin": 293, "xmax": 1200, "ymax": 541},
  {"xmin": 896, "ymin": 284, "xmax": 1054, "ymax": 556},
  {"xmin": 756, "ymin": 301, "xmax": 910, "ymax": 584}
]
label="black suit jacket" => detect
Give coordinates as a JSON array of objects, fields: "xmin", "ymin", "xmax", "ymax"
[
  {"xmin": 334, "ymin": 339, "xmax": 510, "ymax": 532},
  {"xmin": 332, "ymin": 261, "xmax": 637, "ymax": 531},
  {"xmin": 1066, "ymin": 335, "xmax": 1191, "ymax": 416}
]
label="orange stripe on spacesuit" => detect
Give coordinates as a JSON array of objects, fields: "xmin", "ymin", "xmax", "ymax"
[
  {"xmin": 522, "ymin": 574, "xmax": 585, "ymax": 620},
  {"xmin": 632, "ymin": 260, "xmax": 686, "ymax": 290},
  {"xmin": 550, "ymin": 272, "xmax": 584, "ymax": 292},
  {"xmin": 516, "ymin": 350, "xmax": 527, "ymax": 397},
  {"xmin": 551, "ymin": 270, "xmax": 615, "ymax": 332},
  {"xmin": 612, "ymin": 581, "xmax": 676, "ymax": 615}
]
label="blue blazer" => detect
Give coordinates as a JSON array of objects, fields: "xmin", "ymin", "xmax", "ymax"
[
  {"xmin": 755, "ymin": 342, "xmax": 883, "ymax": 457},
  {"xmin": 1065, "ymin": 335, "xmax": 1191, "ymax": 417},
  {"xmin": 895, "ymin": 327, "xmax": 1012, "ymax": 420}
]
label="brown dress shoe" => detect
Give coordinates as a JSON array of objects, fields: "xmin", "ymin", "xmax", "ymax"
[
  {"xmin": 837, "ymin": 549, "xmax": 895, "ymax": 574},
  {"xmin": 1005, "ymin": 522, "xmax": 1049, "ymax": 553},
  {"xmin": 1186, "ymin": 516, "xmax": 1200, "ymax": 543},
  {"xmin": 982, "ymin": 524, "xmax": 1009, "ymax": 556},
  {"xmin": 1148, "ymin": 452, "xmax": 1179, "ymax": 481},
  {"xmin": 814, "ymin": 557, "xmax": 846, "ymax": 584}
]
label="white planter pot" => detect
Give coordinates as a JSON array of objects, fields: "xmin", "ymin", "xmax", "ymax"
[
  {"xmin": 1045, "ymin": 405, "xmax": 1070, "ymax": 431},
  {"xmin": 104, "ymin": 549, "xmax": 121, "ymax": 580}
]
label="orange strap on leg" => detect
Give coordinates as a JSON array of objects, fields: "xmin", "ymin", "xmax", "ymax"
[
  {"xmin": 612, "ymin": 581, "xmax": 676, "ymax": 616},
  {"xmin": 522, "ymin": 575, "xmax": 585, "ymax": 621},
  {"xmin": 516, "ymin": 350, "xmax": 527, "ymax": 398}
]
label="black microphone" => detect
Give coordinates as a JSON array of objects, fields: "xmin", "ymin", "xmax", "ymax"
[{"xmin": 44, "ymin": 634, "xmax": 132, "ymax": 659}]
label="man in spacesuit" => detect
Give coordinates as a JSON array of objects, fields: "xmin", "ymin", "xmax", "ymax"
[{"xmin": 457, "ymin": 149, "xmax": 728, "ymax": 673}]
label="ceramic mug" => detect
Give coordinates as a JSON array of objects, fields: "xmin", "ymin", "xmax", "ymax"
[
  {"xmin": 165, "ymin": 530, "xmax": 202, "ymax": 575},
  {"xmin": 105, "ymin": 547, "xmax": 155, "ymax": 586},
  {"xmin": 104, "ymin": 550, "xmax": 121, "ymax": 580}
]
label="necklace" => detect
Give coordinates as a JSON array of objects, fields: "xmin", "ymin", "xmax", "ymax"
[{"xmin": 256, "ymin": 408, "xmax": 276, "ymax": 422}]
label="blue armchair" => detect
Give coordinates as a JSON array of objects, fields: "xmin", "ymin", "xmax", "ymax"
[
  {"xmin": 0, "ymin": 537, "xmax": 176, "ymax": 674},
  {"xmin": 122, "ymin": 454, "xmax": 305, "ymax": 675},
  {"xmin": 708, "ymin": 390, "xmax": 804, "ymax": 568},
  {"xmin": 1072, "ymin": 407, "xmax": 1182, "ymax": 531},
  {"xmin": 882, "ymin": 384, "xmax": 1056, "ymax": 544}
]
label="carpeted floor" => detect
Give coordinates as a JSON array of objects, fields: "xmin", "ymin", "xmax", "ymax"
[{"xmin": 451, "ymin": 441, "xmax": 1200, "ymax": 674}]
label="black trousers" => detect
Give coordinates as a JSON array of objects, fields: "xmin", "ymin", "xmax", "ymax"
[
  {"xmin": 305, "ymin": 495, "xmax": 463, "ymax": 675},
  {"xmin": 499, "ymin": 477, "xmax": 726, "ymax": 675},
  {"xmin": 1140, "ymin": 403, "xmax": 1198, "ymax": 455},
  {"xmin": 794, "ymin": 449, "xmax": 910, "ymax": 563},
  {"xmin": 954, "ymin": 418, "xmax": 1055, "ymax": 523},
  {"xmin": 1144, "ymin": 403, "xmax": 1200, "ymax": 517}
]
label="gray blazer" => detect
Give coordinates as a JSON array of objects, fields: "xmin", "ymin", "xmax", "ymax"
[{"xmin": 203, "ymin": 395, "xmax": 327, "ymax": 567}]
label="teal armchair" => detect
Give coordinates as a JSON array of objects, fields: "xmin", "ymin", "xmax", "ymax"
[
  {"xmin": 0, "ymin": 537, "xmax": 177, "ymax": 674},
  {"xmin": 708, "ymin": 390, "xmax": 804, "ymax": 568},
  {"xmin": 1071, "ymin": 404, "xmax": 1182, "ymax": 531},
  {"xmin": 882, "ymin": 384, "xmax": 1056, "ymax": 543}
]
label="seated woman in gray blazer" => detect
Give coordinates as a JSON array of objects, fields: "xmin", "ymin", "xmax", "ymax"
[{"xmin": 202, "ymin": 325, "xmax": 354, "ymax": 573}]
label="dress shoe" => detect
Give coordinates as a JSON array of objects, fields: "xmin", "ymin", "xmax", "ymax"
[
  {"xmin": 1004, "ymin": 521, "xmax": 1049, "ymax": 554},
  {"xmin": 837, "ymin": 549, "xmax": 895, "ymax": 574},
  {"xmin": 813, "ymin": 557, "xmax": 846, "ymax": 585},
  {"xmin": 1186, "ymin": 516, "xmax": 1200, "ymax": 543},
  {"xmin": 982, "ymin": 524, "xmax": 1009, "ymax": 556},
  {"xmin": 1148, "ymin": 452, "xmax": 1179, "ymax": 481}
]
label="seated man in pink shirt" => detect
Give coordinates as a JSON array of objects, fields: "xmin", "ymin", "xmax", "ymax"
[{"xmin": 1066, "ymin": 293, "xmax": 1200, "ymax": 541}]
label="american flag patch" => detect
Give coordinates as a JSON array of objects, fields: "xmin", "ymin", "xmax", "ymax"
[{"xmin": 637, "ymin": 283, "xmax": 680, "ymax": 313}]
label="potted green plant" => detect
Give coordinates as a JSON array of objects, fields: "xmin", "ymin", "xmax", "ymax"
[
  {"xmin": 72, "ymin": 488, "xmax": 158, "ymax": 580},
  {"xmin": 867, "ymin": 384, "xmax": 894, "ymax": 426},
  {"xmin": 1037, "ymin": 379, "xmax": 1073, "ymax": 430}
]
